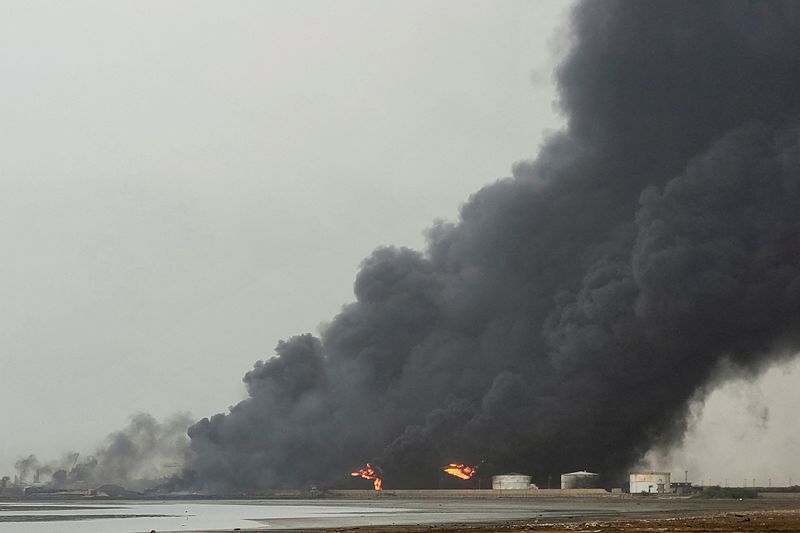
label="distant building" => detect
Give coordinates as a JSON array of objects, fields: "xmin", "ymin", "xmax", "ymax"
[
  {"xmin": 492, "ymin": 473, "xmax": 535, "ymax": 489},
  {"xmin": 629, "ymin": 471, "xmax": 671, "ymax": 493},
  {"xmin": 561, "ymin": 470, "xmax": 600, "ymax": 489},
  {"xmin": 670, "ymin": 481, "xmax": 698, "ymax": 495}
]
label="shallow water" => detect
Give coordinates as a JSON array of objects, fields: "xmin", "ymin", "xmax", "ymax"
[
  {"xmin": 0, "ymin": 498, "xmax": 621, "ymax": 533},
  {"xmin": 0, "ymin": 501, "xmax": 410, "ymax": 533}
]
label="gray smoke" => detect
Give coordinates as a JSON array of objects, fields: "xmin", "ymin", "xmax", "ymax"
[
  {"xmin": 14, "ymin": 455, "xmax": 41, "ymax": 484},
  {"xmin": 15, "ymin": 413, "xmax": 192, "ymax": 490},
  {"xmin": 188, "ymin": 0, "xmax": 800, "ymax": 491}
]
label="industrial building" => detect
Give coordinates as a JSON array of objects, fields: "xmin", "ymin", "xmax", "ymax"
[
  {"xmin": 491, "ymin": 473, "xmax": 535, "ymax": 489},
  {"xmin": 560, "ymin": 470, "xmax": 600, "ymax": 489},
  {"xmin": 629, "ymin": 471, "xmax": 671, "ymax": 494}
]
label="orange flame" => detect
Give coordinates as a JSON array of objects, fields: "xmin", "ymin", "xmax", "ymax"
[
  {"xmin": 351, "ymin": 463, "xmax": 383, "ymax": 491},
  {"xmin": 443, "ymin": 463, "xmax": 477, "ymax": 480}
]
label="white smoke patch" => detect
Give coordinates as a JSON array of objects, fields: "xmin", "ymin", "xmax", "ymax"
[{"xmin": 645, "ymin": 356, "xmax": 800, "ymax": 487}]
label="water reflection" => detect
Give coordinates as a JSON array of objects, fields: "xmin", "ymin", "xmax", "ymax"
[{"xmin": 0, "ymin": 501, "xmax": 407, "ymax": 533}]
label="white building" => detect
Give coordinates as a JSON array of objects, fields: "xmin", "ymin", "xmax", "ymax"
[
  {"xmin": 561, "ymin": 470, "xmax": 600, "ymax": 489},
  {"xmin": 492, "ymin": 473, "xmax": 534, "ymax": 489},
  {"xmin": 629, "ymin": 471, "xmax": 671, "ymax": 494}
]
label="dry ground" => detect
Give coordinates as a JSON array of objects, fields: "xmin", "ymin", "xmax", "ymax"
[
  {"xmin": 305, "ymin": 502, "xmax": 800, "ymax": 533},
  {"xmin": 312, "ymin": 513, "xmax": 800, "ymax": 533}
]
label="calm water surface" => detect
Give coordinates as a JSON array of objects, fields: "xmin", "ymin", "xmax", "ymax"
[
  {"xmin": 0, "ymin": 498, "xmax": 621, "ymax": 532},
  {"xmin": 0, "ymin": 501, "xmax": 410, "ymax": 533}
]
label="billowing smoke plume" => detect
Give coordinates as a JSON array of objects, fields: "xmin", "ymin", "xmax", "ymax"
[
  {"xmin": 188, "ymin": 0, "xmax": 800, "ymax": 491},
  {"xmin": 16, "ymin": 413, "xmax": 192, "ymax": 491}
]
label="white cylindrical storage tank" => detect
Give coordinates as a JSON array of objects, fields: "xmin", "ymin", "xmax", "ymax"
[
  {"xmin": 492, "ymin": 473, "xmax": 533, "ymax": 490},
  {"xmin": 560, "ymin": 470, "xmax": 600, "ymax": 489},
  {"xmin": 629, "ymin": 472, "xmax": 671, "ymax": 493}
]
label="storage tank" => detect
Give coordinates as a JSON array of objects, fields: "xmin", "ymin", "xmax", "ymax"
[
  {"xmin": 560, "ymin": 470, "xmax": 600, "ymax": 489},
  {"xmin": 629, "ymin": 471, "xmax": 671, "ymax": 493},
  {"xmin": 492, "ymin": 473, "xmax": 533, "ymax": 489}
]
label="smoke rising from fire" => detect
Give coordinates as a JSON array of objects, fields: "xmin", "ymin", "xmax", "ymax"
[
  {"xmin": 15, "ymin": 413, "xmax": 192, "ymax": 491},
  {"xmin": 188, "ymin": 0, "xmax": 800, "ymax": 491}
]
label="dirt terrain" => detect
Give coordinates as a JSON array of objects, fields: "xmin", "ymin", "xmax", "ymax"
[
  {"xmin": 301, "ymin": 498, "xmax": 800, "ymax": 533},
  {"xmin": 316, "ymin": 511, "xmax": 800, "ymax": 533}
]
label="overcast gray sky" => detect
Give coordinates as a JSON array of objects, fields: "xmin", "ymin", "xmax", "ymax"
[
  {"xmin": 1, "ymin": 0, "xmax": 797, "ymax": 484},
  {"xmin": 0, "ymin": 0, "xmax": 568, "ymax": 474}
]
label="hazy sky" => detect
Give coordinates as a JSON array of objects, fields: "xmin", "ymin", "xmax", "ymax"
[
  {"xmin": 1, "ymin": 0, "xmax": 797, "ymax": 484},
  {"xmin": 0, "ymin": 0, "xmax": 568, "ymax": 474}
]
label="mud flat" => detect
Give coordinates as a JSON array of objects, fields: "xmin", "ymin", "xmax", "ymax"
[
  {"xmin": 301, "ymin": 509, "xmax": 800, "ymax": 533},
  {"xmin": 1, "ymin": 494, "xmax": 799, "ymax": 532},
  {"xmin": 255, "ymin": 496, "xmax": 800, "ymax": 533},
  {"xmin": 248, "ymin": 494, "xmax": 800, "ymax": 532}
]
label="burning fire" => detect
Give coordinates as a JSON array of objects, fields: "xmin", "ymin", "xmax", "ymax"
[
  {"xmin": 351, "ymin": 463, "xmax": 383, "ymax": 491},
  {"xmin": 443, "ymin": 463, "xmax": 477, "ymax": 480}
]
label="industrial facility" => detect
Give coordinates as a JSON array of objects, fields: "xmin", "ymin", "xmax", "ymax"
[
  {"xmin": 491, "ymin": 473, "xmax": 535, "ymax": 490},
  {"xmin": 560, "ymin": 470, "xmax": 600, "ymax": 489},
  {"xmin": 629, "ymin": 471, "xmax": 671, "ymax": 494}
]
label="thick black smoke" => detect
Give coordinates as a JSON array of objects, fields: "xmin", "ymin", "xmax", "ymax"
[{"xmin": 188, "ymin": 0, "xmax": 800, "ymax": 491}]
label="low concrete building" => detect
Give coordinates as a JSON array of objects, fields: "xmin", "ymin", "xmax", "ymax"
[
  {"xmin": 629, "ymin": 471, "xmax": 671, "ymax": 494},
  {"xmin": 670, "ymin": 481, "xmax": 698, "ymax": 495}
]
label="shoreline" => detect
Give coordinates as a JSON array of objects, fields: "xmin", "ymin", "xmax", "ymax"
[
  {"xmin": 2, "ymin": 494, "xmax": 800, "ymax": 532},
  {"xmin": 276, "ymin": 509, "xmax": 800, "ymax": 533}
]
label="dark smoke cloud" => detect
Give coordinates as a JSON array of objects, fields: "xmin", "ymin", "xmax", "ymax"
[
  {"xmin": 15, "ymin": 413, "xmax": 192, "ymax": 490},
  {"xmin": 188, "ymin": 0, "xmax": 800, "ymax": 491}
]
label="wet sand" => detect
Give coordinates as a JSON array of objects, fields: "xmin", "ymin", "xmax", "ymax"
[
  {"xmin": 247, "ymin": 495, "xmax": 800, "ymax": 533},
  {"xmin": 2, "ymin": 495, "xmax": 800, "ymax": 532},
  {"xmin": 304, "ymin": 510, "xmax": 800, "ymax": 533}
]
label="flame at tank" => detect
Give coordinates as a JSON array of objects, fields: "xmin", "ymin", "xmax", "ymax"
[
  {"xmin": 350, "ymin": 463, "xmax": 383, "ymax": 491},
  {"xmin": 443, "ymin": 463, "xmax": 477, "ymax": 480}
]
